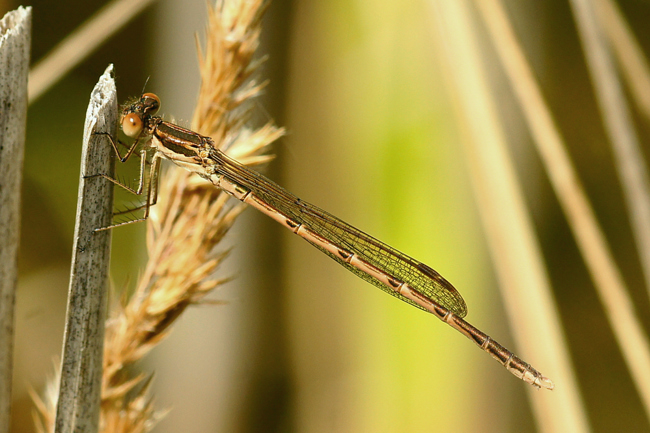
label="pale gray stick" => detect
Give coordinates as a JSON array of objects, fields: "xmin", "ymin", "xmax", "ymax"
[
  {"xmin": 54, "ymin": 65, "xmax": 117, "ymax": 433},
  {"xmin": 0, "ymin": 7, "xmax": 30, "ymax": 433}
]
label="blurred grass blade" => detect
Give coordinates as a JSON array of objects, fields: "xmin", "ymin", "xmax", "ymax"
[
  {"xmin": 570, "ymin": 0, "xmax": 650, "ymax": 301},
  {"xmin": 431, "ymin": 1, "xmax": 590, "ymax": 432},
  {"xmin": 28, "ymin": 0, "xmax": 157, "ymax": 104},
  {"xmin": 595, "ymin": 0, "xmax": 650, "ymax": 124},
  {"xmin": 592, "ymin": 0, "xmax": 650, "ymax": 297},
  {"xmin": 570, "ymin": 0, "xmax": 650, "ymax": 299},
  {"xmin": 476, "ymin": 0, "xmax": 650, "ymax": 422},
  {"xmin": 567, "ymin": 0, "xmax": 650, "ymax": 417}
]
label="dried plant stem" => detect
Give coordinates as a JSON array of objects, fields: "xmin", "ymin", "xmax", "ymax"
[
  {"xmin": 28, "ymin": 0, "xmax": 157, "ymax": 104},
  {"xmin": 569, "ymin": 0, "xmax": 650, "ymax": 416},
  {"xmin": 0, "ymin": 7, "xmax": 30, "ymax": 433},
  {"xmin": 97, "ymin": 1, "xmax": 281, "ymax": 431},
  {"xmin": 55, "ymin": 66, "xmax": 117, "ymax": 433},
  {"xmin": 569, "ymin": 0, "xmax": 650, "ymax": 306},
  {"xmin": 589, "ymin": 0, "xmax": 650, "ymax": 300},
  {"xmin": 595, "ymin": 0, "xmax": 650, "ymax": 121},
  {"xmin": 431, "ymin": 1, "xmax": 588, "ymax": 432},
  {"xmin": 476, "ymin": 0, "xmax": 650, "ymax": 422}
]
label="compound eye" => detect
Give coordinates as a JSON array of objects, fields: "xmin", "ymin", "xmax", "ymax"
[
  {"xmin": 122, "ymin": 113, "xmax": 143, "ymax": 137},
  {"xmin": 142, "ymin": 92, "xmax": 160, "ymax": 115}
]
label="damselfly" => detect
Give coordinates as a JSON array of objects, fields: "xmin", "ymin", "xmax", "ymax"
[{"xmin": 95, "ymin": 93, "xmax": 554, "ymax": 390}]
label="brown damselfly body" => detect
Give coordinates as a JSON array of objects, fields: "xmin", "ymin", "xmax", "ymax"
[{"xmin": 94, "ymin": 92, "xmax": 554, "ymax": 390}]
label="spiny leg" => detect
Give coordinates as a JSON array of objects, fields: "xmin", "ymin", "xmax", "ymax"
[
  {"xmin": 111, "ymin": 156, "xmax": 160, "ymax": 215},
  {"xmin": 94, "ymin": 131, "xmax": 140, "ymax": 163},
  {"xmin": 141, "ymin": 153, "xmax": 162, "ymax": 217},
  {"xmin": 86, "ymin": 130, "xmax": 148, "ymax": 194},
  {"xmin": 95, "ymin": 153, "xmax": 162, "ymax": 231},
  {"xmin": 88, "ymin": 131, "xmax": 161, "ymax": 230},
  {"xmin": 87, "ymin": 148, "xmax": 148, "ymax": 196}
]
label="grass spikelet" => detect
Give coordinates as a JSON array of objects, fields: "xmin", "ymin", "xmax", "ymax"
[{"xmin": 33, "ymin": 0, "xmax": 282, "ymax": 431}]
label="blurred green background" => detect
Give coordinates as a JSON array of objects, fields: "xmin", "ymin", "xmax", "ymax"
[{"xmin": 5, "ymin": 0, "xmax": 650, "ymax": 432}]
